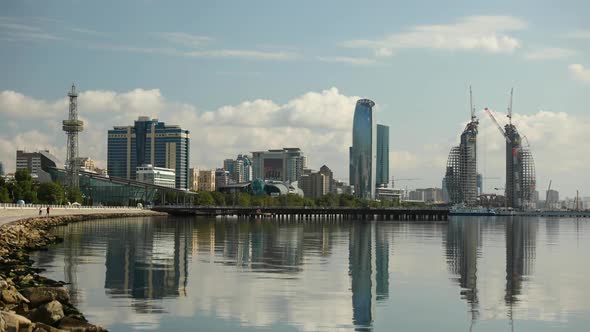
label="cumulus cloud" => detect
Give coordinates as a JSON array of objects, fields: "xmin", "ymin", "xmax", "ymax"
[
  {"xmin": 569, "ymin": 64, "xmax": 590, "ymax": 82},
  {"xmin": 316, "ymin": 56, "xmax": 377, "ymax": 66},
  {"xmin": 524, "ymin": 48, "xmax": 577, "ymax": 60},
  {"xmin": 340, "ymin": 15, "xmax": 526, "ymax": 57}
]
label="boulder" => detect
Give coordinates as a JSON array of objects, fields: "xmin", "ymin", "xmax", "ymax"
[
  {"xmin": 1, "ymin": 311, "xmax": 33, "ymax": 332},
  {"xmin": 0, "ymin": 289, "xmax": 20, "ymax": 305},
  {"xmin": 32, "ymin": 322, "xmax": 67, "ymax": 332},
  {"xmin": 20, "ymin": 289, "xmax": 69, "ymax": 308},
  {"xmin": 58, "ymin": 317, "xmax": 106, "ymax": 332},
  {"xmin": 29, "ymin": 301, "xmax": 64, "ymax": 326}
]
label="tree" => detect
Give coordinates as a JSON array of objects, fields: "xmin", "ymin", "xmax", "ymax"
[
  {"xmin": 38, "ymin": 182, "xmax": 65, "ymax": 204},
  {"xmin": 196, "ymin": 191, "xmax": 215, "ymax": 205},
  {"xmin": 0, "ymin": 187, "xmax": 10, "ymax": 203},
  {"xmin": 237, "ymin": 193, "xmax": 251, "ymax": 207},
  {"xmin": 14, "ymin": 169, "xmax": 32, "ymax": 183},
  {"xmin": 66, "ymin": 187, "xmax": 83, "ymax": 203},
  {"xmin": 211, "ymin": 191, "xmax": 226, "ymax": 206}
]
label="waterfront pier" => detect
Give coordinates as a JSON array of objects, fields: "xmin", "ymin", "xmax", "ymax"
[{"xmin": 153, "ymin": 206, "xmax": 449, "ymax": 221}]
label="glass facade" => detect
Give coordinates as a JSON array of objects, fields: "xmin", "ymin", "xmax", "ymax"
[
  {"xmin": 350, "ymin": 99, "xmax": 377, "ymax": 199},
  {"xmin": 376, "ymin": 124, "xmax": 389, "ymax": 187},
  {"xmin": 107, "ymin": 117, "xmax": 190, "ymax": 189}
]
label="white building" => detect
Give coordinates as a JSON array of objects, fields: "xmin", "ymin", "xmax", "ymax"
[{"xmin": 136, "ymin": 164, "xmax": 176, "ymax": 188}]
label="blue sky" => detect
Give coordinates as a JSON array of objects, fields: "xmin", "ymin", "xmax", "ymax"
[{"xmin": 1, "ymin": 0, "xmax": 590, "ymax": 196}]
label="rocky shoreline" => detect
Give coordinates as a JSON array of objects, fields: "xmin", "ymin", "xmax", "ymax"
[{"xmin": 0, "ymin": 212, "xmax": 166, "ymax": 332}]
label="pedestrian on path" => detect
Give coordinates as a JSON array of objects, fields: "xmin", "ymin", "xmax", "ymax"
[
  {"xmin": 46, "ymin": 206, "xmax": 50, "ymax": 216},
  {"xmin": 38, "ymin": 207, "xmax": 42, "ymax": 216}
]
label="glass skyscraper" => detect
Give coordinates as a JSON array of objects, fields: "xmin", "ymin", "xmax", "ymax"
[
  {"xmin": 350, "ymin": 99, "xmax": 377, "ymax": 199},
  {"xmin": 107, "ymin": 116, "xmax": 190, "ymax": 189},
  {"xmin": 376, "ymin": 124, "xmax": 389, "ymax": 187}
]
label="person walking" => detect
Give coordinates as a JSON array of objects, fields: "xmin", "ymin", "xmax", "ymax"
[
  {"xmin": 38, "ymin": 207, "xmax": 42, "ymax": 216},
  {"xmin": 46, "ymin": 206, "xmax": 50, "ymax": 216}
]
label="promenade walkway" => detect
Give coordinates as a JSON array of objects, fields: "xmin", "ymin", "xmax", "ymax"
[{"xmin": 0, "ymin": 204, "xmax": 158, "ymax": 226}]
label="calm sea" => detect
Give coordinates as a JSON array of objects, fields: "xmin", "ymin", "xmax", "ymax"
[{"xmin": 32, "ymin": 216, "xmax": 590, "ymax": 331}]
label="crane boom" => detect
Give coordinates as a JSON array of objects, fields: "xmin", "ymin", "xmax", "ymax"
[
  {"xmin": 545, "ymin": 180, "xmax": 552, "ymax": 209},
  {"xmin": 470, "ymin": 86, "xmax": 476, "ymax": 122},
  {"xmin": 507, "ymin": 88, "xmax": 513, "ymax": 125},
  {"xmin": 485, "ymin": 108, "xmax": 511, "ymax": 143}
]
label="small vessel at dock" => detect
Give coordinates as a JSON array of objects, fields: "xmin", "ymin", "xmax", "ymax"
[{"xmin": 449, "ymin": 205, "xmax": 497, "ymax": 216}]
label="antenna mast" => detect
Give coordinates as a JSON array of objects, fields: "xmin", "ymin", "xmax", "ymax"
[
  {"xmin": 470, "ymin": 85, "xmax": 476, "ymax": 122},
  {"xmin": 507, "ymin": 88, "xmax": 513, "ymax": 125}
]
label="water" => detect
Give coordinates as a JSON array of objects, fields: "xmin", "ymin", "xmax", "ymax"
[{"xmin": 31, "ymin": 216, "xmax": 590, "ymax": 331}]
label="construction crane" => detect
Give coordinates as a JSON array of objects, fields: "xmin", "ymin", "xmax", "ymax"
[
  {"xmin": 522, "ymin": 135, "xmax": 531, "ymax": 148},
  {"xmin": 544, "ymin": 180, "xmax": 552, "ymax": 209},
  {"xmin": 507, "ymin": 87, "xmax": 513, "ymax": 125},
  {"xmin": 391, "ymin": 177, "xmax": 421, "ymax": 189},
  {"xmin": 470, "ymin": 85, "xmax": 476, "ymax": 122},
  {"xmin": 485, "ymin": 108, "xmax": 511, "ymax": 143}
]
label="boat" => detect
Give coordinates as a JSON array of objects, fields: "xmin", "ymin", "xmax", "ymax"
[{"xmin": 449, "ymin": 205, "xmax": 497, "ymax": 216}]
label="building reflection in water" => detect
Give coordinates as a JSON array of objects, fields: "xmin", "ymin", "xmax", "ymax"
[
  {"xmin": 101, "ymin": 219, "xmax": 193, "ymax": 312},
  {"xmin": 505, "ymin": 218, "xmax": 538, "ymax": 309},
  {"xmin": 446, "ymin": 217, "xmax": 539, "ymax": 323},
  {"xmin": 445, "ymin": 219, "xmax": 481, "ymax": 320},
  {"xmin": 349, "ymin": 222, "xmax": 390, "ymax": 331}
]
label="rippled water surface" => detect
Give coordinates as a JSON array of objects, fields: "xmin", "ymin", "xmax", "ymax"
[{"xmin": 32, "ymin": 216, "xmax": 590, "ymax": 331}]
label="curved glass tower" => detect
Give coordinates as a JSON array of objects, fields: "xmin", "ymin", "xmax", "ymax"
[{"xmin": 350, "ymin": 99, "xmax": 377, "ymax": 199}]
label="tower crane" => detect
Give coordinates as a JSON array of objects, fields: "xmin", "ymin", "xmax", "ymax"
[
  {"xmin": 507, "ymin": 88, "xmax": 513, "ymax": 125},
  {"xmin": 470, "ymin": 85, "xmax": 476, "ymax": 123},
  {"xmin": 544, "ymin": 180, "xmax": 552, "ymax": 209},
  {"xmin": 484, "ymin": 108, "xmax": 511, "ymax": 143},
  {"xmin": 391, "ymin": 177, "xmax": 421, "ymax": 189}
]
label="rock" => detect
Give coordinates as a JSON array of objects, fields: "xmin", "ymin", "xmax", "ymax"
[
  {"xmin": 0, "ymin": 289, "xmax": 20, "ymax": 304},
  {"xmin": 1, "ymin": 312, "xmax": 5, "ymax": 332},
  {"xmin": 29, "ymin": 301, "xmax": 64, "ymax": 326},
  {"xmin": 32, "ymin": 322, "xmax": 67, "ymax": 332},
  {"xmin": 58, "ymin": 317, "xmax": 106, "ymax": 332},
  {"xmin": 20, "ymin": 289, "xmax": 69, "ymax": 308},
  {"xmin": 1, "ymin": 311, "xmax": 33, "ymax": 332}
]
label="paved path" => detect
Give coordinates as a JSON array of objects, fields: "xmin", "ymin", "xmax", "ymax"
[{"xmin": 0, "ymin": 207, "xmax": 160, "ymax": 226}]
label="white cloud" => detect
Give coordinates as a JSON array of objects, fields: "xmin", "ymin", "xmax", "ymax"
[
  {"xmin": 316, "ymin": 56, "xmax": 376, "ymax": 66},
  {"xmin": 157, "ymin": 32, "xmax": 214, "ymax": 47},
  {"xmin": 569, "ymin": 64, "xmax": 590, "ymax": 82},
  {"xmin": 563, "ymin": 30, "xmax": 590, "ymax": 39},
  {"xmin": 340, "ymin": 15, "xmax": 526, "ymax": 57},
  {"xmin": 524, "ymin": 48, "xmax": 577, "ymax": 60}
]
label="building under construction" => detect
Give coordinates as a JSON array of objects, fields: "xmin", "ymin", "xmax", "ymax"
[
  {"xmin": 485, "ymin": 89, "xmax": 536, "ymax": 210},
  {"xmin": 443, "ymin": 88, "xmax": 479, "ymax": 206}
]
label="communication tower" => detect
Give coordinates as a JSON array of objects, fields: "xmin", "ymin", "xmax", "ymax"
[{"xmin": 62, "ymin": 83, "xmax": 84, "ymax": 188}]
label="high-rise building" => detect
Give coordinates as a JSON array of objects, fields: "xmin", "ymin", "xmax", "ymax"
[
  {"xmin": 237, "ymin": 154, "xmax": 252, "ymax": 182},
  {"xmin": 215, "ymin": 168, "xmax": 230, "ymax": 189},
  {"xmin": 376, "ymin": 124, "xmax": 389, "ymax": 187},
  {"xmin": 443, "ymin": 88, "xmax": 479, "ymax": 205},
  {"xmin": 223, "ymin": 159, "xmax": 235, "ymax": 179},
  {"xmin": 546, "ymin": 189, "xmax": 559, "ymax": 209},
  {"xmin": 0, "ymin": 161, "xmax": 4, "ymax": 177},
  {"xmin": 350, "ymin": 99, "xmax": 377, "ymax": 199},
  {"xmin": 16, "ymin": 150, "xmax": 61, "ymax": 182},
  {"xmin": 319, "ymin": 165, "xmax": 333, "ymax": 193},
  {"xmin": 197, "ymin": 170, "xmax": 215, "ymax": 192},
  {"xmin": 251, "ymin": 148, "xmax": 306, "ymax": 183},
  {"xmin": 107, "ymin": 116, "xmax": 190, "ymax": 189},
  {"xmin": 299, "ymin": 171, "xmax": 329, "ymax": 199},
  {"xmin": 136, "ymin": 165, "xmax": 176, "ymax": 188},
  {"xmin": 189, "ymin": 168, "xmax": 199, "ymax": 191}
]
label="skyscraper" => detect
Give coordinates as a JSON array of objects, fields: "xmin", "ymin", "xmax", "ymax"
[
  {"xmin": 350, "ymin": 99, "xmax": 377, "ymax": 199},
  {"xmin": 376, "ymin": 124, "xmax": 389, "ymax": 187},
  {"xmin": 107, "ymin": 116, "xmax": 190, "ymax": 189},
  {"xmin": 251, "ymin": 148, "xmax": 306, "ymax": 183},
  {"xmin": 0, "ymin": 161, "xmax": 4, "ymax": 177}
]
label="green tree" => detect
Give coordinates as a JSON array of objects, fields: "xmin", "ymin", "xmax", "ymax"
[
  {"xmin": 14, "ymin": 169, "xmax": 32, "ymax": 182},
  {"xmin": 211, "ymin": 191, "xmax": 226, "ymax": 206},
  {"xmin": 66, "ymin": 187, "xmax": 83, "ymax": 203},
  {"xmin": 38, "ymin": 182, "xmax": 65, "ymax": 204},
  {"xmin": 237, "ymin": 193, "xmax": 251, "ymax": 207},
  {"xmin": 0, "ymin": 187, "xmax": 10, "ymax": 203},
  {"xmin": 196, "ymin": 191, "xmax": 215, "ymax": 205}
]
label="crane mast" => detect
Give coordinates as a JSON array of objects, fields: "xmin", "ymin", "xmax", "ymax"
[
  {"xmin": 484, "ymin": 108, "xmax": 511, "ymax": 143},
  {"xmin": 470, "ymin": 85, "xmax": 476, "ymax": 122},
  {"xmin": 507, "ymin": 88, "xmax": 513, "ymax": 125}
]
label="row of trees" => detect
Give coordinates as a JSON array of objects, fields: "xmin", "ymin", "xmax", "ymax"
[
  {"xmin": 0, "ymin": 169, "xmax": 83, "ymax": 204},
  {"xmin": 192, "ymin": 191, "xmax": 426, "ymax": 208}
]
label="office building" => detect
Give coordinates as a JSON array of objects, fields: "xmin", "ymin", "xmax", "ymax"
[
  {"xmin": 136, "ymin": 165, "xmax": 176, "ymax": 188},
  {"xmin": 197, "ymin": 170, "xmax": 215, "ymax": 192},
  {"xmin": 251, "ymin": 148, "xmax": 306, "ymax": 183},
  {"xmin": 16, "ymin": 150, "xmax": 61, "ymax": 182},
  {"xmin": 350, "ymin": 99, "xmax": 390, "ymax": 199},
  {"xmin": 215, "ymin": 168, "xmax": 230, "ymax": 189},
  {"xmin": 238, "ymin": 154, "xmax": 253, "ymax": 182},
  {"xmin": 299, "ymin": 171, "xmax": 329, "ymax": 199},
  {"xmin": 0, "ymin": 161, "xmax": 4, "ymax": 177},
  {"xmin": 107, "ymin": 116, "xmax": 189, "ymax": 189},
  {"xmin": 376, "ymin": 124, "xmax": 389, "ymax": 187},
  {"xmin": 546, "ymin": 189, "xmax": 559, "ymax": 209},
  {"xmin": 189, "ymin": 168, "xmax": 199, "ymax": 191}
]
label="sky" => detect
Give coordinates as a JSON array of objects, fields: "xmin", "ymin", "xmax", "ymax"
[{"xmin": 1, "ymin": 0, "xmax": 589, "ymax": 197}]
